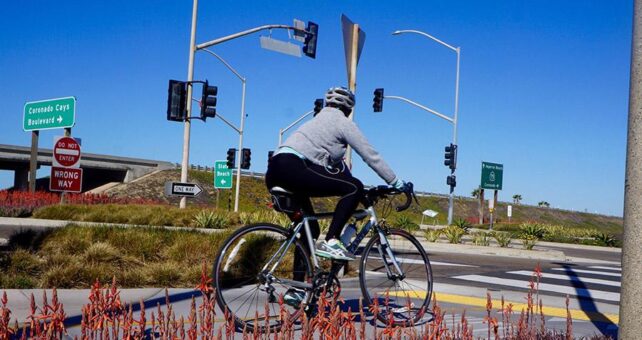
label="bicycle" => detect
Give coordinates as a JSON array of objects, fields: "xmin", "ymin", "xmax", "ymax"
[{"xmin": 212, "ymin": 182, "xmax": 433, "ymax": 332}]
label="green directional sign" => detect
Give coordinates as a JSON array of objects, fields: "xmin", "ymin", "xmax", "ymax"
[
  {"xmin": 481, "ymin": 161, "xmax": 504, "ymax": 190},
  {"xmin": 214, "ymin": 160, "xmax": 233, "ymax": 189},
  {"xmin": 23, "ymin": 97, "xmax": 76, "ymax": 131}
]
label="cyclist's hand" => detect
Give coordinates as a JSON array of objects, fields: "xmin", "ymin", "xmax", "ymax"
[{"xmin": 391, "ymin": 179, "xmax": 406, "ymax": 191}]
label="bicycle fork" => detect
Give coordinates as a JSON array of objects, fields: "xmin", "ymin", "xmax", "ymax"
[{"xmin": 376, "ymin": 230, "xmax": 406, "ymax": 281}]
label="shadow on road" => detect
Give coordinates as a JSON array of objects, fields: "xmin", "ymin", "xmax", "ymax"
[{"xmin": 560, "ymin": 264, "xmax": 618, "ymax": 338}]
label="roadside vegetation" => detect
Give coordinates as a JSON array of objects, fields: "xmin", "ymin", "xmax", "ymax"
[
  {"xmin": 0, "ymin": 225, "xmax": 233, "ymax": 289},
  {"xmin": 424, "ymin": 221, "xmax": 620, "ymax": 249}
]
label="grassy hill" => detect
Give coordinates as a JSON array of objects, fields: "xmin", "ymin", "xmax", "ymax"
[{"xmin": 101, "ymin": 169, "xmax": 623, "ymax": 236}]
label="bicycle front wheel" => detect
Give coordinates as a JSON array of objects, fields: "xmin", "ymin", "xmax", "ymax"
[
  {"xmin": 359, "ymin": 228, "xmax": 433, "ymax": 326},
  {"xmin": 213, "ymin": 223, "xmax": 313, "ymax": 332}
]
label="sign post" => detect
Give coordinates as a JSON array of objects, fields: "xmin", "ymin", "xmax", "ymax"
[
  {"xmin": 214, "ymin": 161, "xmax": 233, "ymax": 189},
  {"xmin": 507, "ymin": 205, "xmax": 513, "ymax": 224},
  {"xmin": 341, "ymin": 14, "xmax": 366, "ymax": 167}
]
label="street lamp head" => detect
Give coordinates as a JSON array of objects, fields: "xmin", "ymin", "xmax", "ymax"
[{"xmin": 392, "ymin": 30, "xmax": 402, "ymax": 35}]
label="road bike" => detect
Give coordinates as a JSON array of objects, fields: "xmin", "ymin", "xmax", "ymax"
[{"xmin": 212, "ymin": 182, "xmax": 433, "ymax": 332}]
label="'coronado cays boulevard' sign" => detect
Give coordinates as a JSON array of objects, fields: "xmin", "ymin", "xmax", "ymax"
[{"xmin": 23, "ymin": 97, "xmax": 76, "ymax": 131}]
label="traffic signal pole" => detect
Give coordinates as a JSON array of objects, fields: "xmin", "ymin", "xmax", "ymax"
[
  {"xmin": 179, "ymin": 0, "xmax": 199, "ymax": 209},
  {"xmin": 448, "ymin": 47, "xmax": 461, "ymax": 225},
  {"xmin": 619, "ymin": 0, "xmax": 642, "ymax": 335},
  {"xmin": 392, "ymin": 29, "xmax": 461, "ymax": 225},
  {"xmin": 234, "ymin": 81, "xmax": 246, "ymax": 212}
]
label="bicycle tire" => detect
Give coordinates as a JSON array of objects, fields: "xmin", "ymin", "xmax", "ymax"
[
  {"xmin": 212, "ymin": 223, "xmax": 313, "ymax": 332},
  {"xmin": 359, "ymin": 228, "xmax": 433, "ymax": 326}
]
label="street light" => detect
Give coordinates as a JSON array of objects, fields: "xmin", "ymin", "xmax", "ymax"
[
  {"xmin": 200, "ymin": 49, "xmax": 247, "ymax": 213},
  {"xmin": 392, "ymin": 29, "xmax": 461, "ymax": 225}
]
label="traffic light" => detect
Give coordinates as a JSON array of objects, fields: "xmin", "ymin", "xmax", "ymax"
[
  {"xmin": 226, "ymin": 148, "xmax": 236, "ymax": 169},
  {"xmin": 167, "ymin": 80, "xmax": 187, "ymax": 121},
  {"xmin": 314, "ymin": 98, "xmax": 324, "ymax": 114},
  {"xmin": 241, "ymin": 148, "xmax": 252, "ymax": 169},
  {"xmin": 444, "ymin": 143, "xmax": 457, "ymax": 170},
  {"xmin": 373, "ymin": 88, "xmax": 384, "ymax": 112},
  {"xmin": 201, "ymin": 81, "xmax": 218, "ymax": 120},
  {"xmin": 447, "ymin": 175, "xmax": 456, "ymax": 188},
  {"xmin": 303, "ymin": 21, "xmax": 319, "ymax": 59}
]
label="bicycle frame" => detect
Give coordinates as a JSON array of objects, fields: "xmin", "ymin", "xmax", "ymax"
[{"xmin": 260, "ymin": 206, "xmax": 406, "ymax": 286}]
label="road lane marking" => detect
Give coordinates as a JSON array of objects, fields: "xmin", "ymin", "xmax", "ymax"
[
  {"xmin": 507, "ymin": 270, "xmax": 620, "ymax": 287},
  {"xmin": 386, "ymin": 290, "xmax": 619, "ymax": 324},
  {"xmin": 452, "ymin": 275, "xmax": 620, "ymax": 302},
  {"xmin": 368, "ymin": 256, "xmax": 478, "ymax": 267},
  {"xmin": 588, "ymin": 266, "xmax": 621, "ymax": 272},
  {"xmin": 551, "ymin": 268, "xmax": 621, "ymax": 277}
]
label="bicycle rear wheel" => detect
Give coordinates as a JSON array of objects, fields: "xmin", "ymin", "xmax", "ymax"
[
  {"xmin": 213, "ymin": 223, "xmax": 313, "ymax": 332},
  {"xmin": 359, "ymin": 228, "xmax": 433, "ymax": 326}
]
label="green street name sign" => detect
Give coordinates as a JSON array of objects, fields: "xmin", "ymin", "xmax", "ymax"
[
  {"xmin": 481, "ymin": 161, "xmax": 503, "ymax": 190},
  {"xmin": 214, "ymin": 161, "xmax": 233, "ymax": 189},
  {"xmin": 23, "ymin": 97, "xmax": 76, "ymax": 131}
]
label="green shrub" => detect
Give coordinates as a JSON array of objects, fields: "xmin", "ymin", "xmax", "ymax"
[
  {"xmin": 520, "ymin": 223, "xmax": 546, "ymax": 239},
  {"xmin": 443, "ymin": 226, "xmax": 466, "ymax": 244},
  {"xmin": 492, "ymin": 231, "xmax": 513, "ymax": 247},
  {"xmin": 193, "ymin": 210, "xmax": 229, "ymax": 229},
  {"xmin": 521, "ymin": 234, "xmax": 538, "ymax": 250},
  {"xmin": 452, "ymin": 218, "xmax": 472, "ymax": 232},
  {"xmin": 592, "ymin": 232, "xmax": 618, "ymax": 247},
  {"xmin": 424, "ymin": 229, "xmax": 442, "ymax": 242},
  {"xmin": 395, "ymin": 215, "xmax": 419, "ymax": 231},
  {"xmin": 472, "ymin": 232, "xmax": 490, "ymax": 246}
]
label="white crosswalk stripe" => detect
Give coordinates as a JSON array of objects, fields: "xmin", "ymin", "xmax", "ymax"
[
  {"xmin": 451, "ymin": 265, "xmax": 621, "ymax": 303},
  {"xmin": 507, "ymin": 270, "xmax": 621, "ymax": 287},
  {"xmin": 551, "ymin": 268, "xmax": 621, "ymax": 277},
  {"xmin": 588, "ymin": 266, "xmax": 621, "ymax": 272}
]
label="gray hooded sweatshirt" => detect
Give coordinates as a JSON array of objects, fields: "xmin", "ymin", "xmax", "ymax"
[{"xmin": 282, "ymin": 106, "xmax": 398, "ymax": 185}]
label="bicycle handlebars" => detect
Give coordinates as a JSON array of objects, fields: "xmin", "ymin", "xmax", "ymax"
[{"xmin": 364, "ymin": 182, "xmax": 419, "ymax": 212}]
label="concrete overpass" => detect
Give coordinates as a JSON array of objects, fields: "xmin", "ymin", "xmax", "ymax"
[{"xmin": 0, "ymin": 144, "xmax": 174, "ymax": 192}]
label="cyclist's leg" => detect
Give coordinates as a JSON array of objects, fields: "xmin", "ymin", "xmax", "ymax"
[
  {"xmin": 292, "ymin": 197, "xmax": 319, "ymax": 281},
  {"xmin": 301, "ymin": 165, "xmax": 364, "ymax": 241}
]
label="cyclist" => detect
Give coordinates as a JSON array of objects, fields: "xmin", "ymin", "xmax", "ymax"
[{"xmin": 266, "ymin": 86, "xmax": 405, "ymax": 263}]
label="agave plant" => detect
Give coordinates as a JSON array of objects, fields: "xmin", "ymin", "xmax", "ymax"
[
  {"xmin": 193, "ymin": 211, "xmax": 228, "ymax": 229},
  {"xmin": 424, "ymin": 229, "xmax": 443, "ymax": 242},
  {"xmin": 443, "ymin": 226, "xmax": 466, "ymax": 244},
  {"xmin": 492, "ymin": 231, "xmax": 513, "ymax": 247}
]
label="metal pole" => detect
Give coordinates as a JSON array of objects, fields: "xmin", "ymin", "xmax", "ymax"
[
  {"xmin": 233, "ymin": 80, "xmax": 246, "ymax": 212},
  {"xmin": 345, "ymin": 23, "xmax": 360, "ymax": 168},
  {"xmin": 179, "ymin": 0, "xmax": 199, "ymax": 209},
  {"xmin": 28, "ymin": 131, "xmax": 39, "ymax": 192},
  {"xmin": 619, "ymin": 0, "xmax": 642, "ymax": 335},
  {"xmin": 278, "ymin": 128, "xmax": 283, "ymax": 146},
  {"xmin": 447, "ymin": 47, "xmax": 461, "ymax": 225}
]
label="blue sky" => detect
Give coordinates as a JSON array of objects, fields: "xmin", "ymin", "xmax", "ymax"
[{"xmin": 0, "ymin": 1, "xmax": 632, "ymax": 216}]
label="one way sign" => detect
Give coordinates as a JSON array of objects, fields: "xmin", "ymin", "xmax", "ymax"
[{"xmin": 164, "ymin": 182, "xmax": 203, "ymax": 197}]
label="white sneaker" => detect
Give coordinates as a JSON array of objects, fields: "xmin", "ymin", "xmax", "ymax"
[{"xmin": 315, "ymin": 239, "xmax": 356, "ymax": 261}]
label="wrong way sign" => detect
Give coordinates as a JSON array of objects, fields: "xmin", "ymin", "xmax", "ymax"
[
  {"xmin": 53, "ymin": 136, "xmax": 81, "ymax": 168},
  {"xmin": 50, "ymin": 167, "xmax": 83, "ymax": 193}
]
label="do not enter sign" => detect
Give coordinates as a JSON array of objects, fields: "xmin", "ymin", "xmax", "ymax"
[{"xmin": 53, "ymin": 136, "xmax": 81, "ymax": 168}]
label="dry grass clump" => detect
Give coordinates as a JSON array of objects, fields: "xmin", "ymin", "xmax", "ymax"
[{"xmin": 1, "ymin": 225, "xmax": 232, "ymax": 289}]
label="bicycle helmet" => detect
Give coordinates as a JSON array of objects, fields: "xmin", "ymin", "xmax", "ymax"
[{"xmin": 325, "ymin": 87, "xmax": 355, "ymax": 112}]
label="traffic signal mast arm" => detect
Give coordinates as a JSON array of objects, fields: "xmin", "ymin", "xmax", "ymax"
[
  {"xmin": 196, "ymin": 24, "xmax": 313, "ymax": 51},
  {"xmin": 384, "ymin": 95, "xmax": 454, "ymax": 123}
]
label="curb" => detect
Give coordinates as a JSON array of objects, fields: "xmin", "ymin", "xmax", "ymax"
[{"xmin": 420, "ymin": 241, "xmax": 566, "ymax": 261}]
